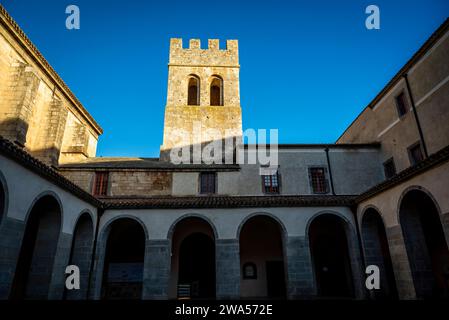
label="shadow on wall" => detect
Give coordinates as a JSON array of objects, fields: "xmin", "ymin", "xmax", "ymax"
[{"xmin": 0, "ymin": 119, "xmax": 61, "ymax": 166}]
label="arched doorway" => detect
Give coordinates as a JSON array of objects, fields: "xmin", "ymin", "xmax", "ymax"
[
  {"xmin": 101, "ymin": 218, "xmax": 146, "ymax": 300},
  {"xmin": 399, "ymin": 189, "xmax": 449, "ymax": 298},
  {"xmin": 65, "ymin": 212, "xmax": 94, "ymax": 300},
  {"xmin": 309, "ymin": 214, "xmax": 354, "ymax": 298},
  {"xmin": 239, "ymin": 215, "xmax": 286, "ymax": 298},
  {"xmin": 170, "ymin": 217, "xmax": 216, "ymax": 299},
  {"xmin": 10, "ymin": 195, "xmax": 62, "ymax": 299},
  {"xmin": 361, "ymin": 208, "xmax": 398, "ymax": 299}
]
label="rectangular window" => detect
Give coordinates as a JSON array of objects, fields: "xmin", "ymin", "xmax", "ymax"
[
  {"xmin": 408, "ymin": 142, "xmax": 424, "ymax": 166},
  {"xmin": 383, "ymin": 158, "xmax": 396, "ymax": 179},
  {"xmin": 395, "ymin": 92, "xmax": 408, "ymax": 118},
  {"xmin": 262, "ymin": 172, "xmax": 280, "ymax": 194},
  {"xmin": 309, "ymin": 167, "xmax": 329, "ymax": 194},
  {"xmin": 200, "ymin": 172, "xmax": 216, "ymax": 194},
  {"xmin": 93, "ymin": 172, "xmax": 109, "ymax": 196}
]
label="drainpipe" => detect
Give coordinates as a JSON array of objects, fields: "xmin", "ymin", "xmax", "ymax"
[
  {"xmin": 404, "ymin": 74, "xmax": 429, "ymax": 158},
  {"xmin": 86, "ymin": 206, "xmax": 103, "ymax": 300},
  {"xmin": 324, "ymin": 148, "xmax": 336, "ymax": 195}
]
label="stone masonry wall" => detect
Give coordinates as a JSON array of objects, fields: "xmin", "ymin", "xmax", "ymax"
[
  {"xmin": 109, "ymin": 171, "xmax": 172, "ymax": 196},
  {"xmin": 0, "ymin": 12, "xmax": 100, "ymax": 166},
  {"xmin": 58, "ymin": 170, "xmax": 173, "ymax": 196},
  {"xmin": 161, "ymin": 38, "xmax": 242, "ymax": 159}
]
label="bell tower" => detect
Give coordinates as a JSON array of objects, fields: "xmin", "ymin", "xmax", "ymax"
[{"xmin": 160, "ymin": 38, "xmax": 242, "ymax": 162}]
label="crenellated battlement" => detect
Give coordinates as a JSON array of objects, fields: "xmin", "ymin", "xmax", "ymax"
[{"xmin": 169, "ymin": 38, "xmax": 239, "ymax": 67}]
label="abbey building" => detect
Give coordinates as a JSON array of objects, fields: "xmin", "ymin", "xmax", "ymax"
[{"xmin": 0, "ymin": 5, "xmax": 449, "ymax": 300}]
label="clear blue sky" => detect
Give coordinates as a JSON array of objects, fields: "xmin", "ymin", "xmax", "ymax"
[{"xmin": 1, "ymin": 0, "xmax": 448, "ymax": 157}]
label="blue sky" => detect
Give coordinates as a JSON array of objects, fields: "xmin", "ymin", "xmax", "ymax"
[{"xmin": 1, "ymin": 0, "xmax": 448, "ymax": 157}]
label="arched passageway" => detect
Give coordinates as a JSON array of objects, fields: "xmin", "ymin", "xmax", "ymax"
[
  {"xmin": 399, "ymin": 189, "xmax": 449, "ymax": 298},
  {"xmin": 239, "ymin": 215, "xmax": 286, "ymax": 298},
  {"xmin": 10, "ymin": 195, "xmax": 61, "ymax": 299},
  {"xmin": 170, "ymin": 217, "xmax": 216, "ymax": 299},
  {"xmin": 309, "ymin": 214, "xmax": 354, "ymax": 298},
  {"xmin": 65, "ymin": 212, "xmax": 94, "ymax": 300},
  {"xmin": 101, "ymin": 218, "xmax": 146, "ymax": 300},
  {"xmin": 361, "ymin": 208, "xmax": 398, "ymax": 299},
  {"xmin": 0, "ymin": 177, "xmax": 5, "ymax": 223}
]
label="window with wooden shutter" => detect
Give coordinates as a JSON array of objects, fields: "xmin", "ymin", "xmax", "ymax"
[
  {"xmin": 200, "ymin": 172, "xmax": 216, "ymax": 194},
  {"xmin": 309, "ymin": 167, "xmax": 329, "ymax": 194},
  {"xmin": 93, "ymin": 172, "xmax": 109, "ymax": 196}
]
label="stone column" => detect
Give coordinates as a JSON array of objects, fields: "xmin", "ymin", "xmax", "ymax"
[
  {"xmin": 142, "ymin": 239, "xmax": 171, "ymax": 300},
  {"xmin": 345, "ymin": 226, "xmax": 366, "ymax": 299},
  {"xmin": 0, "ymin": 217, "xmax": 26, "ymax": 299},
  {"xmin": 442, "ymin": 212, "xmax": 449, "ymax": 249},
  {"xmin": 285, "ymin": 236, "xmax": 316, "ymax": 299},
  {"xmin": 88, "ymin": 233, "xmax": 106, "ymax": 300},
  {"xmin": 215, "ymin": 239, "xmax": 240, "ymax": 299},
  {"xmin": 386, "ymin": 225, "xmax": 416, "ymax": 299},
  {"xmin": 48, "ymin": 232, "xmax": 73, "ymax": 299}
]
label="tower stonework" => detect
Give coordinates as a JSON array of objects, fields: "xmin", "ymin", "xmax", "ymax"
[{"xmin": 160, "ymin": 38, "xmax": 242, "ymax": 162}]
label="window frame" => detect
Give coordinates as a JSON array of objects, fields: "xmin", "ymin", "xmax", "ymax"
[
  {"xmin": 308, "ymin": 166, "xmax": 329, "ymax": 194},
  {"xmin": 199, "ymin": 172, "xmax": 217, "ymax": 195},
  {"xmin": 383, "ymin": 157, "xmax": 396, "ymax": 179},
  {"xmin": 242, "ymin": 262, "xmax": 258, "ymax": 280},
  {"xmin": 261, "ymin": 170, "xmax": 281, "ymax": 194},
  {"xmin": 92, "ymin": 171, "xmax": 109, "ymax": 196},
  {"xmin": 187, "ymin": 75, "xmax": 200, "ymax": 106},
  {"xmin": 407, "ymin": 142, "xmax": 424, "ymax": 166},
  {"xmin": 395, "ymin": 91, "xmax": 409, "ymax": 118},
  {"xmin": 210, "ymin": 75, "xmax": 223, "ymax": 106}
]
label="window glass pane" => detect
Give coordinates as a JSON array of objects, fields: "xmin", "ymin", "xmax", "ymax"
[{"xmin": 262, "ymin": 174, "xmax": 279, "ymax": 194}]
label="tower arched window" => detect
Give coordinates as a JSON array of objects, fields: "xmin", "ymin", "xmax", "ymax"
[
  {"xmin": 187, "ymin": 75, "xmax": 200, "ymax": 106},
  {"xmin": 210, "ymin": 76, "xmax": 223, "ymax": 106}
]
